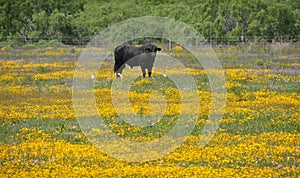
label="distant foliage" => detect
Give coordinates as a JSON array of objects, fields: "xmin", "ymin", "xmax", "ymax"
[{"xmin": 0, "ymin": 0, "xmax": 299, "ymax": 45}]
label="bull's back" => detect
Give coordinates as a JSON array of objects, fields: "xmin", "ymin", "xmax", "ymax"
[{"xmin": 114, "ymin": 45, "xmax": 125, "ymax": 60}]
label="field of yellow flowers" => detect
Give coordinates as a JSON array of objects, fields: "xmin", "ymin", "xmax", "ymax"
[{"xmin": 0, "ymin": 44, "xmax": 299, "ymax": 177}]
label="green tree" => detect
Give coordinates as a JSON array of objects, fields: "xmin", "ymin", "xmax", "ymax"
[{"xmin": 1, "ymin": 0, "xmax": 300, "ymax": 45}]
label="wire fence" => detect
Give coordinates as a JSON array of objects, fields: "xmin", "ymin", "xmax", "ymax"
[
  {"xmin": 1, "ymin": 36, "xmax": 300, "ymax": 47},
  {"xmin": 1, "ymin": 36, "xmax": 300, "ymax": 61}
]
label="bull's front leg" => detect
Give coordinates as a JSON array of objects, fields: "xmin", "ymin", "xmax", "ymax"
[
  {"xmin": 141, "ymin": 67, "xmax": 146, "ymax": 77},
  {"xmin": 148, "ymin": 67, "xmax": 152, "ymax": 77}
]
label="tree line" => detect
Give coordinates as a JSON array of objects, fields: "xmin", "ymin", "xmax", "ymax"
[{"xmin": 1, "ymin": 0, "xmax": 299, "ymax": 46}]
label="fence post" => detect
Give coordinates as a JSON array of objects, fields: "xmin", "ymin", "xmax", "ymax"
[{"xmin": 169, "ymin": 37, "xmax": 172, "ymax": 51}]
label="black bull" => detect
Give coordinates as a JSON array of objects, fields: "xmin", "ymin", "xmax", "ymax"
[{"xmin": 114, "ymin": 44, "xmax": 161, "ymax": 77}]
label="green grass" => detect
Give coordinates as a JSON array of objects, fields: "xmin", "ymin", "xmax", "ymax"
[
  {"xmin": 0, "ymin": 118, "xmax": 85, "ymax": 144},
  {"xmin": 0, "ymin": 43, "xmax": 299, "ymax": 145}
]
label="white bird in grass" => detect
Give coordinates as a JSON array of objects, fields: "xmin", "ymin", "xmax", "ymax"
[{"xmin": 91, "ymin": 74, "xmax": 95, "ymax": 80}]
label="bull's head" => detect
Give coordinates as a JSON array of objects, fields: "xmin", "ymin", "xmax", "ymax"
[{"xmin": 144, "ymin": 44, "xmax": 161, "ymax": 57}]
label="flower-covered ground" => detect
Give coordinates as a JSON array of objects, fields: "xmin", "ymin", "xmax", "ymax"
[{"xmin": 0, "ymin": 45, "xmax": 299, "ymax": 177}]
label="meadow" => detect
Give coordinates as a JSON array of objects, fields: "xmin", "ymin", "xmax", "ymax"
[{"xmin": 0, "ymin": 43, "xmax": 299, "ymax": 177}]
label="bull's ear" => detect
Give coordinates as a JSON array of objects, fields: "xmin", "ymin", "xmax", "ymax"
[{"xmin": 156, "ymin": 48, "xmax": 161, "ymax": 51}]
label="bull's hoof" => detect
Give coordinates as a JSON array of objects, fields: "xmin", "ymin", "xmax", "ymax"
[
  {"xmin": 143, "ymin": 73, "xmax": 146, "ymax": 77},
  {"xmin": 117, "ymin": 73, "xmax": 123, "ymax": 78}
]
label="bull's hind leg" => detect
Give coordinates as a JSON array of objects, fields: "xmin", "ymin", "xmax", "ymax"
[{"xmin": 116, "ymin": 64, "xmax": 125, "ymax": 78}]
